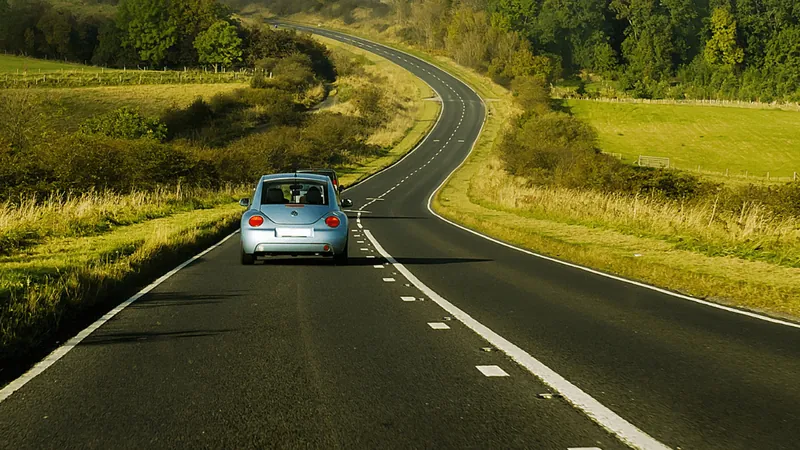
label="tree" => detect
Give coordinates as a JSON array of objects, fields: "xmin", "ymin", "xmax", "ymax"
[
  {"xmin": 410, "ymin": 0, "xmax": 450, "ymax": 48},
  {"xmin": 0, "ymin": 0, "xmax": 9, "ymax": 48},
  {"xmin": 762, "ymin": 26, "xmax": 800, "ymax": 96},
  {"xmin": 445, "ymin": 7, "xmax": 491, "ymax": 69},
  {"xmin": 117, "ymin": 0, "xmax": 177, "ymax": 65},
  {"xmin": 194, "ymin": 20, "xmax": 242, "ymax": 72},
  {"xmin": 611, "ymin": 0, "xmax": 676, "ymax": 81},
  {"xmin": 36, "ymin": 8, "xmax": 73, "ymax": 58},
  {"xmin": 167, "ymin": 0, "xmax": 230, "ymax": 66},
  {"xmin": 705, "ymin": 7, "xmax": 744, "ymax": 66},
  {"xmin": 488, "ymin": 0, "xmax": 538, "ymax": 33}
]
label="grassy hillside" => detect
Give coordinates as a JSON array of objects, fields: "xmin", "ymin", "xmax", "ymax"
[
  {"xmin": 567, "ymin": 100, "xmax": 800, "ymax": 180},
  {"xmin": 0, "ymin": 54, "xmax": 105, "ymax": 73},
  {"xmin": 16, "ymin": 83, "xmax": 246, "ymax": 132}
]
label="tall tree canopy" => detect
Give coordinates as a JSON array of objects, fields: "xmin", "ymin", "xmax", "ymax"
[
  {"xmin": 194, "ymin": 20, "xmax": 243, "ymax": 71},
  {"xmin": 117, "ymin": 0, "xmax": 177, "ymax": 65}
]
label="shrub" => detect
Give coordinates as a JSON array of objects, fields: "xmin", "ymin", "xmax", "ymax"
[
  {"xmin": 161, "ymin": 98, "xmax": 215, "ymax": 139},
  {"xmin": 500, "ymin": 112, "xmax": 598, "ymax": 177},
  {"xmin": 250, "ymin": 70, "xmax": 269, "ymax": 89},
  {"xmin": 79, "ymin": 107, "xmax": 167, "ymax": 141},
  {"xmin": 350, "ymin": 85, "xmax": 387, "ymax": 126}
]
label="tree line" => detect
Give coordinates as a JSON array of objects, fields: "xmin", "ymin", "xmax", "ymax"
[
  {"xmin": 0, "ymin": 0, "xmax": 335, "ymax": 72},
  {"xmin": 247, "ymin": 0, "xmax": 800, "ymax": 101}
]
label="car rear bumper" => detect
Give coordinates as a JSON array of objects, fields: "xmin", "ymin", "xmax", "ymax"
[{"xmin": 241, "ymin": 228, "xmax": 348, "ymax": 255}]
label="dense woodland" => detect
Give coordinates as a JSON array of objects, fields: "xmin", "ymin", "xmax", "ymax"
[
  {"xmin": 3, "ymin": 0, "xmax": 797, "ymax": 99},
  {"xmin": 231, "ymin": 0, "xmax": 800, "ymax": 101}
]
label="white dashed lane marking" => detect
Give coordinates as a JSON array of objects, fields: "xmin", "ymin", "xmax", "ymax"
[
  {"xmin": 428, "ymin": 322, "xmax": 450, "ymax": 330},
  {"xmin": 373, "ymin": 265, "xmax": 384, "ymax": 269},
  {"xmin": 382, "ymin": 278, "xmax": 396, "ymax": 282},
  {"xmin": 401, "ymin": 296, "xmax": 416, "ymax": 302},
  {"xmin": 476, "ymin": 366, "xmax": 510, "ymax": 377}
]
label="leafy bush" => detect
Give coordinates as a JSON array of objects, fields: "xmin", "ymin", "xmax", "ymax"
[
  {"xmin": 499, "ymin": 112, "xmax": 597, "ymax": 177},
  {"xmin": 350, "ymin": 84, "xmax": 387, "ymax": 126},
  {"xmin": 79, "ymin": 107, "xmax": 167, "ymax": 141},
  {"xmin": 161, "ymin": 98, "xmax": 215, "ymax": 140}
]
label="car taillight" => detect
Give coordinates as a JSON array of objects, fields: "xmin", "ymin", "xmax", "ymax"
[
  {"xmin": 325, "ymin": 216, "xmax": 340, "ymax": 228},
  {"xmin": 248, "ymin": 215, "xmax": 264, "ymax": 227}
]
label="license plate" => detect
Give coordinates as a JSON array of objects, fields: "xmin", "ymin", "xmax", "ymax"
[{"xmin": 276, "ymin": 228, "xmax": 313, "ymax": 238}]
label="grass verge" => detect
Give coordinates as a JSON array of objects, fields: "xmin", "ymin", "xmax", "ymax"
[{"xmin": 0, "ymin": 195, "xmax": 244, "ymax": 371}]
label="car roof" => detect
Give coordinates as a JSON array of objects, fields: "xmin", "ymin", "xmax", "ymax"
[
  {"xmin": 296, "ymin": 168, "xmax": 337, "ymax": 175},
  {"xmin": 260, "ymin": 173, "xmax": 331, "ymax": 183}
]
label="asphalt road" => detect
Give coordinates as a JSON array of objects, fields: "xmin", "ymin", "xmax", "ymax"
[{"xmin": 2, "ymin": 25, "xmax": 799, "ymax": 450}]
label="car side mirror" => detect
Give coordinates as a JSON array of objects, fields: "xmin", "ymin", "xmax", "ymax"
[
  {"xmin": 239, "ymin": 198, "xmax": 250, "ymax": 207},
  {"xmin": 340, "ymin": 198, "xmax": 353, "ymax": 208}
]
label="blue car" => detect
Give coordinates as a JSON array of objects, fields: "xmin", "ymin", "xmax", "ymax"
[{"xmin": 239, "ymin": 173, "xmax": 353, "ymax": 265}]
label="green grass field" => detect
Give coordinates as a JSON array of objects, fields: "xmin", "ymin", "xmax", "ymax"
[
  {"xmin": 0, "ymin": 54, "xmax": 105, "ymax": 73},
  {"xmin": 568, "ymin": 100, "xmax": 800, "ymax": 179}
]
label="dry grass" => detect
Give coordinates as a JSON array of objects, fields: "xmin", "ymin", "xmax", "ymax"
[
  {"xmin": 472, "ymin": 157, "xmax": 800, "ymax": 266},
  {"xmin": 0, "ymin": 202, "xmax": 243, "ymax": 362},
  {"xmin": 0, "ymin": 186, "xmax": 247, "ymax": 255},
  {"xmin": 429, "ymin": 75, "xmax": 800, "ymax": 319}
]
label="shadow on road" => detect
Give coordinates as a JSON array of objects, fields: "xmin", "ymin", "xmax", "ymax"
[
  {"xmin": 254, "ymin": 256, "xmax": 492, "ymax": 266},
  {"xmin": 82, "ymin": 329, "xmax": 236, "ymax": 346},
  {"xmin": 131, "ymin": 291, "xmax": 245, "ymax": 309},
  {"xmin": 345, "ymin": 215, "xmax": 430, "ymax": 220}
]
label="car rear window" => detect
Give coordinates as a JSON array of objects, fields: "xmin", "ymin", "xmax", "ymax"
[{"xmin": 261, "ymin": 181, "xmax": 328, "ymax": 205}]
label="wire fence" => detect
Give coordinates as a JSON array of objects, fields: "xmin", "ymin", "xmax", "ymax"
[
  {"xmin": 0, "ymin": 69, "xmax": 252, "ymax": 88},
  {"xmin": 553, "ymin": 90, "xmax": 800, "ymax": 111}
]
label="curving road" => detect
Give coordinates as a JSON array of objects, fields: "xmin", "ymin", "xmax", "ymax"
[{"xmin": 1, "ymin": 25, "xmax": 799, "ymax": 450}]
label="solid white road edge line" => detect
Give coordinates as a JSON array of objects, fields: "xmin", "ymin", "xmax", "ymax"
[
  {"xmin": 363, "ymin": 229, "xmax": 669, "ymax": 450},
  {"xmin": 0, "ymin": 229, "xmax": 241, "ymax": 404}
]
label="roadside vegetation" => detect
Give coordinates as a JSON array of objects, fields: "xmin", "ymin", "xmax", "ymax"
[{"xmin": 0, "ymin": 0, "xmax": 439, "ymax": 369}]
